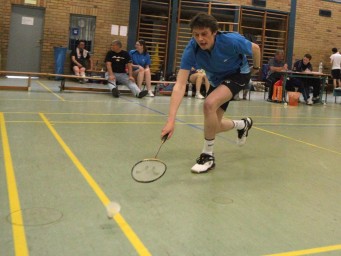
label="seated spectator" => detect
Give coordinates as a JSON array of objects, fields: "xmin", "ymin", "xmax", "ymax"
[
  {"xmin": 105, "ymin": 40, "xmax": 148, "ymax": 98},
  {"xmin": 130, "ymin": 40, "xmax": 154, "ymax": 97},
  {"xmin": 71, "ymin": 40, "xmax": 93, "ymax": 83},
  {"xmin": 288, "ymin": 53, "xmax": 321, "ymax": 104},
  {"xmin": 266, "ymin": 49, "xmax": 288, "ymax": 102},
  {"xmin": 189, "ymin": 67, "xmax": 210, "ymax": 99}
]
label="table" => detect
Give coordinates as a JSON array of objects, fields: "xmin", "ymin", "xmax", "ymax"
[{"xmin": 280, "ymin": 71, "xmax": 329, "ymax": 103}]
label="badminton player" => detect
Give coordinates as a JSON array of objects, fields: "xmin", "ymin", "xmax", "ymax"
[{"xmin": 161, "ymin": 13, "xmax": 260, "ymax": 173}]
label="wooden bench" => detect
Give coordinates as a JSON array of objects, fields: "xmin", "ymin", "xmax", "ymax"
[
  {"xmin": 0, "ymin": 70, "xmax": 50, "ymax": 91},
  {"xmin": 54, "ymin": 74, "xmax": 109, "ymax": 92},
  {"xmin": 0, "ymin": 70, "xmax": 184, "ymax": 96},
  {"xmin": 0, "ymin": 70, "xmax": 111, "ymax": 93}
]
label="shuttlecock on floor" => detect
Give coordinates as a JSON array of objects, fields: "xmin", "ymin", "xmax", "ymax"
[{"xmin": 106, "ymin": 201, "xmax": 121, "ymax": 218}]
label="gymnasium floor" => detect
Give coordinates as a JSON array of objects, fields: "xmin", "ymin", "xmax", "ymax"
[{"xmin": 1, "ymin": 77, "xmax": 341, "ymax": 256}]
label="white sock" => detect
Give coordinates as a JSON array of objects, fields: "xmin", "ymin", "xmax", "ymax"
[
  {"xmin": 233, "ymin": 120, "xmax": 246, "ymax": 130},
  {"xmin": 202, "ymin": 139, "xmax": 215, "ymax": 156}
]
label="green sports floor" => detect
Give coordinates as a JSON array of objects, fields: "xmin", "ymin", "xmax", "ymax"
[{"xmin": 1, "ymin": 77, "xmax": 341, "ymax": 256}]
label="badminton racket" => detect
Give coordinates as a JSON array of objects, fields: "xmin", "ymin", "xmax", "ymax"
[{"xmin": 131, "ymin": 134, "xmax": 168, "ymax": 183}]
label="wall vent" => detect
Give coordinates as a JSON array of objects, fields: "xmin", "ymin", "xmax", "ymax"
[
  {"xmin": 319, "ymin": 9, "xmax": 332, "ymax": 17},
  {"xmin": 252, "ymin": 0, "xmax": 266, "ymax": 7}
]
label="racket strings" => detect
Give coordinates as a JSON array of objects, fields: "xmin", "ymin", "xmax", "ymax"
[{"xmin": 132, "ymin": 159, "xmax": 166, "ymax": 183}]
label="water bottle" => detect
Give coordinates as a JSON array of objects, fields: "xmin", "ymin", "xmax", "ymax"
[
  {"xmin": 318, "ymin": 62, "xmax": 323, "ymax": 73},
  {"xmin": 188, "ymin": 83, "xmax": 192, "ymax": 97}
]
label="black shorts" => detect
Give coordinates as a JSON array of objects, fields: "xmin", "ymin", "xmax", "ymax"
[
  {"xmin": 206, "ymin": 72, "xmax": 251, "ymax": 111},
  {"xmin": 331, "ymin": 69, "xmax": 341, "ymax": 79}
]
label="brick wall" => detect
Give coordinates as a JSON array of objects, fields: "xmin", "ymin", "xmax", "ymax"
[
  {"xmin": 1, "ymin": 0, "xmax": 131, "ymax": 73},
  {"xmin": 230, "ymin": 0, "xmax": 291, "ymax": 12},
  {"xmin": 42, "ymin": 0, "xmax": 131, "ymax": 73},
  {"xmin": 1, "ymin": 0, "xmax": 340, "ymax": 73},
  {"xmin": 293, "ymin": 1, "xmax": 341, "ymax": 72}
]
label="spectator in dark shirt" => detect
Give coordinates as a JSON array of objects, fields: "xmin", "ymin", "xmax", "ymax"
[
  {"xmin": 105, "ymin": 40, "xmax": 148, "ymax": 98},
  {"xmin": 266, "ymin": 50, "xmax": 288, "ymax": 102},
  {"xmin": 71, "ymin": 40, "xmax": 93, "ymax": 83},
  {"xmin": 287, "ymin": 54, "xmax": 321, "ymax": 104}
]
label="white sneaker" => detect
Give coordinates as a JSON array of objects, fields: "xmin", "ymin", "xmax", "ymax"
[
  {"xmin": 307, "ymin": 98, "xmax": 313, "ymax": 105},
  {"xmin": 236, "ymin": 117, "xmax": 253, "ymax": 146},
  {"xmin": 195, "ymin": 93, "xmax": 205, "ymax": 99},
  {"xmin": 191, "ymin": 153, "xmax": 215, "ymax": 173},
  {"xmin": 148, "ymin": 90, "xmax": 155, "ymax": 97}
]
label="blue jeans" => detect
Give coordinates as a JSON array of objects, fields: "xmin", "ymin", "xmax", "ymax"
[{"xmin": 106, "ymin": 72, "xmax": 141, "ymax": 96}]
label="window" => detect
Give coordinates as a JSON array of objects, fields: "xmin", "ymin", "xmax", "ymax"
[{"xmin": 69, "ymin": 15, "xmax": 96, "ymax": 52}]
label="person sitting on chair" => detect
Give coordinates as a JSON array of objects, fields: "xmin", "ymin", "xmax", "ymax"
[
  {"xmin": 71, "ymin": 40, "xmax": 93, "ymax": 83},
  {"xmin": 266, "ymin": 49, "xmax": 288, "ymax": 102},
  {"xmin": 129, "ymin": 39, "xmax": 154, "ymax": 97},
  {"xmin": 289, "ymin": 54, "xmax": 320, "ymax": 104},
  {"xmin": 189, "ymin": 66, "xmax": 210, "ymax": 99}
]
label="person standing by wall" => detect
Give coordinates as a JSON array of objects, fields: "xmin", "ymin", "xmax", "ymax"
[{"xmin": 330, "ymin": 48, "xmax": 341, "ymax": 89}]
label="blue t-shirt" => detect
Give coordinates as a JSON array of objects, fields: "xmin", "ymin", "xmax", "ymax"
[
  {"xmin": 129, "ymin": 50, "xmax": 151, "ymax": 69},
  {"xmin": 180, "ymin": 32, "xmax": 252, "ymax": 87}
]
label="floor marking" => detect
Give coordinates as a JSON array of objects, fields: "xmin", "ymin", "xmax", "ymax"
[
  {"xmin": 36, "ymin": 81, "xmax": 65, "ymax": 101},
  {"xmin": 254, "ymin": 126, "xmax": 341, "ymax": 155},
  {"xmin": 39, "ymin": 113, "xmax": 151, "ymax": 256},
  {"xmin": 265, "ymin": 244, "xmax": 341, "ymax": 256},
  {"xmin": 0, "ymin": 113, "xmax": 29, "ymax": 256}
]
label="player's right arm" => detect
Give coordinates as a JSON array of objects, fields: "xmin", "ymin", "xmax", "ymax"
[{"xmin": 161, "ymin": 69, "xmax": 190, "ymax": 139}]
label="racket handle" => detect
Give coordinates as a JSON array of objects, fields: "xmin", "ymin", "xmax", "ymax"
[{"xmin": 161, "ymin": 133, "xmax": 169, "ymax": 142}]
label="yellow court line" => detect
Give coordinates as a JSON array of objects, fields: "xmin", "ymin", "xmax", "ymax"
[
  {"xmin": 3, "ymin": 111, "xmax": 341, "ymax": 121},
  {"xmin": 254, "ymin": 126, "xmax": 341, "ymax": 156},
  {"xmin": 39, "ymin": 113, "xmax": 151, "ymax": 256},
  {"xmin": 265, "ymin": 244, "xmax": 341, "ymax": 256},
  {"xmin": 0, "ymin": 113, "xmax": 29, "ymax": 256},
  {"xmin": 36, "ymin": 81, "xmax": 65, "ymax": 101}
]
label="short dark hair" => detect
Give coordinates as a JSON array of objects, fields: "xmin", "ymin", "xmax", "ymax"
[
  {"xmin": 77, "ymin": 40, "xmax": 86, "ymax": 46},
  {"xmin": 332, "ymin": 47, "xmax": 338, "ymax": 53},
  {"xmin": 189, "ymin": 13, "xmax": 219, "ymax": 33},
  {"xmin": 304, "ymin": 53, "xmax": 312, "ymax": 60}
]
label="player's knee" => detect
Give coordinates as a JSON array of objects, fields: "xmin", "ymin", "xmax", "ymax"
[{"xmin": 203, "ymin": 98, "xmax": 216, "ymax": 114}]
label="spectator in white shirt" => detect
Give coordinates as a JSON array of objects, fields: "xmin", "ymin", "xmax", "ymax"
[{"xmin": 330, "ymin": 47, "xmax": 341, "ymax": 89}]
